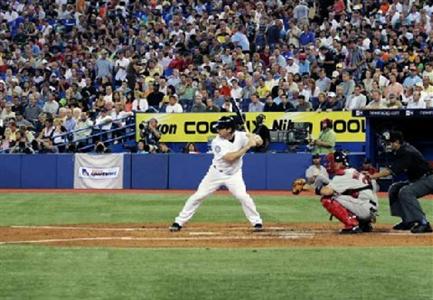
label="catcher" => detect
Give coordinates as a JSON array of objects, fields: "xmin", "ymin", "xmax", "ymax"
[{"xmin": 295, "ymin": 151, "xmax": 379, "ymax": 233}]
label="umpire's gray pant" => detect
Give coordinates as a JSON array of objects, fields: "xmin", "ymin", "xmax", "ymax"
[{"xmin": 388, "ymin": 174, "xmax": 433, "ymax": 223}]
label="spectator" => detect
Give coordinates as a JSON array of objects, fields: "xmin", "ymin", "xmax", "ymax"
[
  {"xmin": 277, "ymin": 94, "xmax": 297, "ymax": 112},
  {"xmin": 191, "ymin": 95, "xmax": 206, "ymax": 112},
  {"xmin": 205, "ymin": 98, "xmax": 221, "ymax": 112},
  {"xmin": 132, "ymin": 91, "xmax": 149, "ymax": 112},
  {"xmin": 136, "ymin": 141, "xmax": 150, "ymax": 154},
  {"xmin": 386, "ymin": 93, "xmax": 403, "ymax": 109},
  {"xmin": 63, "ymin": 109, "xmax": 76, "ymax": 133},
  {"xmin": 24, "ymin": 95, "xmax": 42, "ymax": 124},
  {"xmin": 407, "ymin": 91, "xmax": 427, "ymax": 109},
  {"xmin": 326, "ymin": 92, "xmax": 344, "ymax": 111},
  {"xmin": 365, "ymin": 90, "xmax": 387, "ymax": 109},
  {"xmin": 263, "ymin": 96, "xmax": 278, "ymax": 112},
  {"xmin": 305, "ymin": 154, "xmax": 329, "ymax": 187},
  {"xmin": 165, "ymin": 95, "xmax": 183, "ymax": 113},
  {"xmin": 1, "ymin": 103, "xmax": 16, "ymax": 122},
  {"xmin": 403, "ymin": 65, "xmax": 422, "ymax": 88},
  {"xmin": 184, "ymin": 142, "xmax": 200, "ymax": 154},
  {"xmin": 74, "ymin": 112, "xmax": 93, "ymax": 146},
  {"xmin": 338, "ymin": 71, "xmax": 356, "ymax": 100},
  {"xmin": 296, "ymin": 95, "xmax": 313, "ymax": 111},
  {"xmin": 345, "ymin": 85, "xmax": 367, "ymax": 110},
  {"xmin": 42, "ymin": 93, "xmax": 59, "ymax": 116},
  {"xmin": 95, "ymin": 50, "xmax": 113, "ymax": 80},
  {"xmin": 15, "ymin": 112, "xmax": 33, "ymax": 129},
  {"xmin": 248, "ymin": 94, "xmax": 265, "ymax": 112}
]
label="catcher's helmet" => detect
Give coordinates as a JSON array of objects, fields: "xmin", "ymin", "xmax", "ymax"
[
  {"xmin": 214, "ymin": 116, "xmax": 236, "ymax": 131},
  {"xmin": 333, "ymin": 151, "xmax": 349, "ymax": 167}
]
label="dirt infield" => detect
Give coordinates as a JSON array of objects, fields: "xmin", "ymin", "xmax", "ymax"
[{"xmin": 0, "ymin": 223, "xmax": 431, "ymax": 248}]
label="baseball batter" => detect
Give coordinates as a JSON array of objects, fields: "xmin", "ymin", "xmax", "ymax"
[
  {"xmin": 316, "ymin": 151, "xmax": 379, "ymax": 233},
  {"xmin": 169, "ymin": 116, "xmax": 263, "ymax": 232}
]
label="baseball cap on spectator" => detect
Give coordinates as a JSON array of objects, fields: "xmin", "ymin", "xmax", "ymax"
[
  {"xmin": 332, "ymin": 71, "xmax": 340, "ymax": 78},
  {"xmin": 415, "ymin": 82, "xmax": 423, "ymax": 88},
  {"xmin": 327, "ymin": 92, "xmax": 336, "ymax": 98},
  {"xmin": 312, "ymin": 154, "xmax": 321, "ymax": 160},
  {"xmin": 336, "ymin": 63, "xmax": 343, "ymax": 69}
]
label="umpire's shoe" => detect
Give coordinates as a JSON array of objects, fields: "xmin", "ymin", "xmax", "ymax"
[
  {"xmin": 392, "ymin": 221, "xmax": 415, "ymax": 230},
  {"xmin": 169, "ymin": 222, "xmax": 182, "ymax": 232},
  {"xmin": 410, "ymin": 222, "xmax": 433, "ymax": 234}
]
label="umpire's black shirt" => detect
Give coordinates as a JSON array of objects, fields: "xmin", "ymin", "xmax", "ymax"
[{"xmin": 389, "ymin": 143, "xmax": 433, "ymax": 182}]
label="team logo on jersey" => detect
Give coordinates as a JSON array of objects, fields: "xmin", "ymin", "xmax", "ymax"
[{"xmin": 215, "ymin": 145, "xmax": 221, "ymax": 153}]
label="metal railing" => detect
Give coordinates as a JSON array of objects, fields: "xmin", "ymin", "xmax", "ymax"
[{"xmin": 0, "ymin": 115, "xmax": 136, "ymax": 154}]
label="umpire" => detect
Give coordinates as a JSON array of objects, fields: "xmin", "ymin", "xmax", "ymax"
[{"xmin": 370, "ymin": 131, "xmax": 432, "ymax": 233}]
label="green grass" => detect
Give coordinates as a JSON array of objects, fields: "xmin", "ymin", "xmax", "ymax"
[
  {"xmin": 0, "ymin": 246, "xmax": 432, "ymax": 300},
  {"xmin": 0, "ymin": 192, "xmax": 432, "ymax": 300},
  {"xmin": 0, "ymin": 193, "xmax": 432, "ymax": 226}
]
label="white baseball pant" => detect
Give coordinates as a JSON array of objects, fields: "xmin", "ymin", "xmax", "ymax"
[
  {"xmin": 174, "ymin": 166, "xmax": 263, "ymax": 226},
  {"xmin": 334, "ymin": 190, "xmax": 378, "ymax": 220}
]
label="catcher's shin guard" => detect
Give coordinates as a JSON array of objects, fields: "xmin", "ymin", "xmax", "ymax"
[{"xmin": 321, "ymin": 197, "xmax": 359, "ymax": 229}]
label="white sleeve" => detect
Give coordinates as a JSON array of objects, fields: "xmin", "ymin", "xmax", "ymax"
[
  {"xmin": 211, "ymin": 139, "xmax": 230, "ymax": 160},
  {"xmin": 305, "ymin": 166, "xmax": 314, "ymax": 178}
]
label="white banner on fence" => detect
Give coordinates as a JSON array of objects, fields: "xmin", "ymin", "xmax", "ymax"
[{"xmin": 74, "ymin": 154, "xmax": 124, "ymax": 189}]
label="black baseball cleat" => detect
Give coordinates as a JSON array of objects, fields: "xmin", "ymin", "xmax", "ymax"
[
  {"xmin": 340, "ymin": 226, "xmax": 362, "ymax": 234},
  {"xmin": 169, "ymin": 222, "xmax": 182, "ymax": 232},
  {"xmin": 359, "ymin": 221, "xmax": 373, "ymax": 233},
  {"xmin": 392, "ymin": 221, "xmax": 415, "ymax": 230},
  {"xmin": 253, "ymin": 224, "xmax": 263, "ymax": 232},
  {"xmin": 410, "ymin": 222, "xmax": 433, "ymax": 234}
]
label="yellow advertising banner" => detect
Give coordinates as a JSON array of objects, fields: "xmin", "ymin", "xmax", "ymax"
[{"xmin": 135, "ymin": 112, "xmax": 366, "ymax": 143}]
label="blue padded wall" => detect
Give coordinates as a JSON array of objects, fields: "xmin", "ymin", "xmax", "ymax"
[
  {"xmin": 169, "ymin": 154, "xmax": 212, "ymax": 189},
  {"xmin": 56, "ymin": 154, "xmax": 74, "ymax": 188},
  {"xmin": 21, "ymin": 155, "xmax": 58, "ymax": 188},
  {"xmin": 0, "ymin": 153, "xmax": 368, "ymax": 189},
  {"xmin": 123, "ymin": 153, "xmax": 131, "ymax": 189},
  {"xmin": 0, "ymin": 155, "xmax": 21, "ymax": 188},
  {"xmin": 266, "ymin": 153, "xmax": 312, "ymax": 190},
  {"xmin": 243, "ymin": 154, "xmax": 267, "ymax": 189},
  {"xmin": 131, "ymin": 154, "xmax": 168, "ymax": 189}
]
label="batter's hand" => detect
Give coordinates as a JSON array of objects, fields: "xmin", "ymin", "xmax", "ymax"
[
  {"xmin": 253, "ymin": 134, "xmax": 263, "ymax": 146},
  {"xmin": 246, "ymin": 134, "xmax": 257, "ymax": 148}
]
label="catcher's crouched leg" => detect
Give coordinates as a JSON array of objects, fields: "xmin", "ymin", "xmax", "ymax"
[{"xmin": 321, "ymin": 197, "xmax": 361, "ymax": 233}]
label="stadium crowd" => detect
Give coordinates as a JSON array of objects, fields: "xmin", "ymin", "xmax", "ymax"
[{"xmin": 1, "ymin": 0, "xmax": 433, "ymax": 153}]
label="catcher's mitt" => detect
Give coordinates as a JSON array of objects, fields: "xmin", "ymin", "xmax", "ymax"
[{"xmin": 292, "ymin": 178, "xmax": 306, "ymax": 195}]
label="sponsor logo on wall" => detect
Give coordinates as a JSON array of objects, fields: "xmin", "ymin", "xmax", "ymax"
[
  {"xmin": 136, "ymin": 112, "xmax": 366, "ymax": 142},
  {"xmin": 79, "ymin": 167, "xmax": 120, "ymax": 179},
  {"xmin": 74, "ymin": 154, "xmax": 124, "ymax": 189}
]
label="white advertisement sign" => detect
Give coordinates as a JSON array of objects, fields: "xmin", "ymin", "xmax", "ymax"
[{"xmin": 74, "ymin": 154, "xmax": 124, "ymax": 189}]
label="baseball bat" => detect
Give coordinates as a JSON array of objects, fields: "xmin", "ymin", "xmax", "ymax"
[{"xmin": 230, "ymin": 98, "xmax": 250, "ymax": 133}]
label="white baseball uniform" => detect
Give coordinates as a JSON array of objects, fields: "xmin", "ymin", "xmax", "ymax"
[
  {"xmin": 174, "ymin": 131, "xmax": 263, "ymax": 226},
  {"xmin": 327, "ymin": 168, "xmax": 379, "ymax": 220}
]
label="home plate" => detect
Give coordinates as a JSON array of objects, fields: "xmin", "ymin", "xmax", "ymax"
[{"xmin": 189, "ymin": 232, "xmax": 219, "ymax": 236}]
